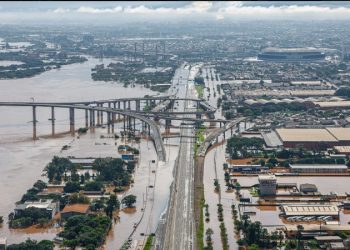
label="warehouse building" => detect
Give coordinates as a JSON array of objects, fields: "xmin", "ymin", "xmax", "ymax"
[
  {"xmin": 275, "ymin": 127, "xmax": 350, "ymax": 149},
  {"xmin": 282, "ymin": 204, "xmax": 339, "ymax": 218},
  {"xmin": 290, "ymin": 164, "xmax": 348, "ymax": 173},
  {"xmin": 229, "ymin": 164, "xmax": 268, "ymax": 173}
]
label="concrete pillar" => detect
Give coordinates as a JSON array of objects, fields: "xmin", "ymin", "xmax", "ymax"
[
  {"xmin": 165, "ymin": 118, "xmax": 171, "ymax": 129},
  {"xmin": 118, "ymin": 102, "xmax": 121, "ymax": 120},
  {"xmin": 128, "ymin": 116, "xmax": 132, "ymax": 130},
  {"xmin": 51, "ymin": 106, "xmax": 55, "ymax": 136},
  {"xmin": 136, "ymin": 100, "xmax": 141, "ymax": 111},
  {"xmin": 100, "ymin": 103, "xmax": 104, "ymax": 124},
  {"xmin": 133, "ymin": 118, "xmax": 136, "ymax": 131},
  {"xmin": 107, "ymin": 112, "xmax": 111, "ymax": 134},
  {"xmin": 111, "ymin": 114, "xmax": 115, "ymax": 134},
  {"xmin": 89, "ymin": 110, "xmax": 93, "ymax": 128},
  {"xmin": 32, "ymin": 106, "xmax": 37, "ymax": 140},
  {"xmin": 69, "ymin": 107, "xmax": 75, "ymax": 136},
  {"xmin": 85, "ymin": 109, "xmax": 89, "ymax": 128},
  {"xmin": 90, "ymin": 109, "xmax": 95, "ymax": 132},
  {"xmin": 128, "ymin": 100, "xmax": 131, "ymax": 110},
  {"xmin": 113, "ymin": 103, "xmax": 116, "ymax": 123},
  {"xmin": 97, "ymin": 104, "xmax": 100, "ymax": 126},
  {"xmin": 123, "ymin": 115, "xmax": 126, "ymax": 133}
]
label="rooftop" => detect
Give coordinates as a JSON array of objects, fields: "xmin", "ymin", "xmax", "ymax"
[
  {"xmin": 276, "ymin": 128, "xmax": 338, "ymax": 142},
  {"xmin": 69, "ymin": 158, "xmax": 96, "ymax": 164},
  {"xmin": 262, "ymin": 47, "xmax": 322, "ymax": 53},
  {"xmin": 314, "ymin": 101, "xmax": 350, "ymax": 108},
  {"xmin": 326, "ymin": 127, "xmax": 350, "ymax": 141},
  {"xmin": 282, "ymin": 204, "xmax": 339, "ymax": 216},
  {"xmin": 334, "ymin": 146, "xmax": 350, "ymax": 153},
  {"xmin": 15, "ymin": 199, "xmax": 56, "ymax": 210},
  {"xmin": 258, "ymin": 175, "xmax": 276, "ymax": 181},
  {"xmin": 290, "ymin": 164, "xmax": 348, "ymax": 169},
  {"xmin": 61, "ymin": 204, "xmax": 90, "ymax": 214},
  {"xmin": 314, "ymin": 235, "xmax": 342, "ymax": 241}
]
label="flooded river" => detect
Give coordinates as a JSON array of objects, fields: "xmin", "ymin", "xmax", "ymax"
[{"xmin": 0, "ymin": 56, "xmax": 176, "ymax": 247}]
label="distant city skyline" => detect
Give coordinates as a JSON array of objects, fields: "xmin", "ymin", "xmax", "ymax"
[{"xmin": 1, "ymin": 1, "xmax": 350, "ymax": 25}]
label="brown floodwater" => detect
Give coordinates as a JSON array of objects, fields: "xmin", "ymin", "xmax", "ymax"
[{"xmin": 0, "ymin": 56, "xmax": 177, "ymax": 246}]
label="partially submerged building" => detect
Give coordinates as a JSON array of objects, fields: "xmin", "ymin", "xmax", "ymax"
[
  {"xmin": 282, "ymin": 204, "xmax": 339, "ymax": 218},
  {"xmin": 258, "ymin": 175, "xmax": 277, "ymax": 196},
  {"xmin": 14, "ymin": 199, "xmax": 59, "ymax": 219},
  {"xmin": 290, "ymin": 164, "xmax": 348, "ymax": 174}
]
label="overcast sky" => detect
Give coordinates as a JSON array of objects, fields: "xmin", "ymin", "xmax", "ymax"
[{"xmin": 1, "ymin": 1, "xmax": 350, "ymax": 25}]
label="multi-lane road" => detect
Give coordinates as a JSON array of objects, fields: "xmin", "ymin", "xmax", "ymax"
[{"xmin": 155, "ymin": 63, "xmax": 198, "ymax": 250}]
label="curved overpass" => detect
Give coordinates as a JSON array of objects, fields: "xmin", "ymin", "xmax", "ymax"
[{"xmin": 0, "ymin": 102, "xmax": 166, "ymax": 162}]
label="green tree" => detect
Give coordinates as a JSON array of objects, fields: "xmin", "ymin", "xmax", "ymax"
[
  {"xmin": 122, "ymin": 195, "xmax": 136, "ymax": 208},
  {"xmin": 64, "ymin": 182, "xmax": 81, "ymax": 193},
  {"xmin": 296, "ymin": 225, "xmax": 304, "ymax": 250},
  {"xmin": 105, "ymin": 195, "xmax": 120, "ymax": 218}
]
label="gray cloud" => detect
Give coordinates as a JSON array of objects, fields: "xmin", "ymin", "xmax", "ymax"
[{"xmin": 2, "ymin": 1, "xmax": 350, "ymax": 25}]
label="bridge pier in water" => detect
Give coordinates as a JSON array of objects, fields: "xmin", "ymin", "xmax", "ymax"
[
  {"xmin": 100, "ymin": 103, "xmax": 104, "ymax": 125},
  {"xmin": 32, "ymin": 106, "xmax": 37, "ymax": 140},
  {"xmin": 136, "ymin": 100, "xmax": 141, "ymax": 111},
  {"xmin": 90, "ymin": 110, "xmax": 95, "ymax": 132},
  {"xmin": 107, "ymin": 112, "xmax": 111, "ymax": 134},
  {"xmin": 51, "ymin": 106, "xmax": 55, "ymax": 137},
  {"xmin": 117, "ymin": 102, "xmax": 121, "ymax": 120},
  {"xmin": 85, "ymin": 109, "xmax": 89, "ymax": 128},
  {"xmin": 113, "ymin": 103, "xmax": 116, "ymax": 123},
  {"xmin": 69, "ymin": 107, "xmax": 75, "ymax": 136},
  {"xmin": 165, "ymin": 118, "xmax": 171, "ymax": 132},
  {"xmin": 96, "ymin": 104, "xmax": 101, "ymax": 126}
]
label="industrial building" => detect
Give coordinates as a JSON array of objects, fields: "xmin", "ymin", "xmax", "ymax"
[
  {"xmin": 300, "ymin": 183, "xmax": 318, "ymax": 193},
  {"xmin": 290, "ymin": 164, "xmax": 348, "ymax": 173},
  {"xmin": 229, "ymin": 164, "xmax": 268, "ymax": 173},
  {"xmin": 282, "ymin": 204, "xmax": 339, "ymax": 217},
  {"xmin": 334, "ymin": 146, "xmax": 350, "ymax": 155},
  {"xmin": 258, "ymin": 175, "xmax": 277, "ymax": 196},
  {"xmin": 274, "ymin": 127, "xmax": 350, "ymax": 149},
  {"xmin": 258, "ymin": 47, "xmax": 325, "ymax": 61}
]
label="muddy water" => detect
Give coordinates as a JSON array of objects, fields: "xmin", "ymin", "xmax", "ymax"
[
  {"xmin": 0, "ymin": 57, "xmax": 156, "ymax": 143},
  {"xmin": 0, "ymin": 57, "xmax": 166, "ymax": 244}
]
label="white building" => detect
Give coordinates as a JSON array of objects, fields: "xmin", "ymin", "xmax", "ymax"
[
  {"xmin": 258, "ymin": 175, "xmax": 277, "ymax": 196},
  {"xmin": 14, "ymin": 199, "xmax": 59, "ymax": 219}
]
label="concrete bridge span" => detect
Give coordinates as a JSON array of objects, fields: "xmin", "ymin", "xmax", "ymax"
[{"xmin": 0, "ymin": 102, "xmax": 166, "ymax": 162}]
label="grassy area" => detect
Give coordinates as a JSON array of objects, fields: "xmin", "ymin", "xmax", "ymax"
[
  {"xmin": 143, "ymin": 235, "xmax": 154, "ymax": 250},
  {"xmin": 194, "ymin": 126, "xmax": 205, "ymax": 157},
  {"xmin": 249, "ymin": 187, "xmax": 259, "ymax": 197},
  {"xmin": 197, "ymin": 191, "xmax": 205, "ymax": 250},
  {"xmin": 195, "ymin": 85, "xmax": 205, "ymax": 99}
]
